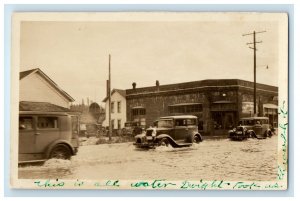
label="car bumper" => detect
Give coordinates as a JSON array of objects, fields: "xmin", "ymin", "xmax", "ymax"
[{"xmin": 229, "ymin": 132, "xmax": 246, "ymax": 140}]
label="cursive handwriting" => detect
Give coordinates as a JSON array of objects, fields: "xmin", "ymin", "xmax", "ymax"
[
  {"xmin": 34, "ymin": 179, "xmax": 65, "ymax": 188},
  {"xmin": 131, "ymin": 179, "xmax": 176, "ymax": 189},
  {"xmin": 94, "ymin": 180, "xmax": 120, "ymax": 187},
  {"xmin": 232, "ymin": 182, "xmax": 260, "ymax": 190},
  {"xmin": 278, "ymin": 101, "xmax": 288, "ymax": 180},
  {"xmin": 32, "ymin": 179, "xmax": 285, "ymax": 190}
]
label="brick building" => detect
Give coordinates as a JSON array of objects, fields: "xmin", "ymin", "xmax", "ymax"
[{"xmin": 125, "ymin": 79, "xmax": 278, "ymax": 136}]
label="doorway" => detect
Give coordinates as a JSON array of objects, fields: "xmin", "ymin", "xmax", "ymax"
[{"xmin": 211, "ymin": 111, "xmax": 235, "ymax": 136}]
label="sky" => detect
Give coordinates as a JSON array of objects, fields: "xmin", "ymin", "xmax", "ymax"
[{"xmin": 20, "ymin": 16, "xmax": 279, "ymax": 105}]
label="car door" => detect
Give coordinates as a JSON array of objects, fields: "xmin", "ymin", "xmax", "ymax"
[
  {"xmin": 174, "ymin": 118, "xmax": 189, "ymax": 143},
  {"xmin": 35, "ymin": 115, "xmax": 60, "ymax": 153},
  {"xmin": 187, "ymin": 118, "xmax": 198, "ymax": 142}
]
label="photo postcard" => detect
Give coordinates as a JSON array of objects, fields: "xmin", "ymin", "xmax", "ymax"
[{"xmin": 10, "ymin": 12, "xmax": 288, "ymax": 190}]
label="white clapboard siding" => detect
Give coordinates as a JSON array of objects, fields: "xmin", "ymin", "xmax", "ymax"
[
  {"xmin": 20, "ymin": 73, "xmax": 70, "ymax": 109},
  {"xmin": 102, "ymin": 91, "xmax": 126, "ymax": 129}
]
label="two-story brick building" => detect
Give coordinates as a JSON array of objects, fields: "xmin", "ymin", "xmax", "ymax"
[{"xmin": 125, "ymin": 79, "xmax": 278, "ymax": 136}]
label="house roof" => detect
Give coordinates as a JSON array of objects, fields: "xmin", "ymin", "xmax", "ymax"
[
  {"xmin": 19, "ymin": 101, "xmax": 71, "ymax": 112},
  {"xmin": 20, "ymin": 69, "xmax": 37, "ymax": 79},
  {"xmin": 20, "ymin": 68, "xmax": 75, "ymax": 102},
  {"xmin": 102, "ymin": 89, "xmax": 126, "ymax": 102},
  {"xmin": 126, "ymin": 79, "xmax": 278, "ymax": 97}
]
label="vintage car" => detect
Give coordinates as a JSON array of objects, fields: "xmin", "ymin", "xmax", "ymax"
[
  {"xmin": 123, "ymin": 121, "xmax": 143, "ymax": 136},
  {"xmin": 228, "ymin": 117, "xmax": 274, "ymax": 141},
  {"xmin": 133, "ymin": 115, "xmax": 203, "ymax": 149},
  {"xmin": 19, "ymin": 111, "xmax": 80, "ymax": 163}
]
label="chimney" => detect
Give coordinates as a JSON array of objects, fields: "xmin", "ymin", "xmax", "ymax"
[
  {"xmin": 132, "ymin": 82, "xmax": 136, "ymax": 90},
  {"xmin": 156, "ymin": 80, "xmax": 160, "ymax": 91}
]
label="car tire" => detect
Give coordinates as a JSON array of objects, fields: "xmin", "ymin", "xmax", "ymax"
[
  {"xmin": 50, "ymin": 144, "xmax": 72, "ymax": 160},
  {"xmin": 193, "ymin": 135, "xmax": 201, "ymax": 143},
  {"xmin": 268, "ymin": 131, "xmax": 272, "ymax": 138},
  {"xmin": 159, "ymin": 138, "xmax": 169, "ymax": 147},
  {"xmin": 251, "ymin": 132, "xmax": 257, "ymax": 139}
]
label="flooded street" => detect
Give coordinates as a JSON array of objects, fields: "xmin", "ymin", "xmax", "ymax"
[{"xmin": 19, "ymin": 137, "xmax": 278, "ymax": 181}]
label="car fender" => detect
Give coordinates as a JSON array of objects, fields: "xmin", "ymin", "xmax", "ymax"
[
  {"xmin": 44, "ymin": 139, "xmax": 75, "ymax": 159},
  {"xmin": 155, "ymin": 134, "xmax": 179, "ymax": 147}
]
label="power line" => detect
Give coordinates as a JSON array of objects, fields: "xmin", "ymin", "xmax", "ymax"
[{"xmin": 242, "ymin": 30, "xmax": 266, "ymax": 116}]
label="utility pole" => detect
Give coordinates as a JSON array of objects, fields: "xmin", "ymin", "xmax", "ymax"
[
  {"xmin": 242, "ymin": 30, "xmax": 266, "ymax": 116},
  {"xmin": 108, "ymin": 54, "xmax": 112, "ymax": 141}
]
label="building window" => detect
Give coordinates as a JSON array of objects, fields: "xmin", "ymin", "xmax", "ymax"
[
  {"xmin": 117, "ymin": 101, "xmax": 121, "ymax": 113},
  {"xmin": 169, "ymin": 104, "xmax": 203, "ymax": 114},
  {"xmin": 132, "ymin": 108, "xmax": 146, "ymax": 116},
  {"xmin": 111, "ymin": 102, "xmax": 114, "ymax": 113},
  {"xmin": 117, "ymin": 119, "xmax": 121, "ymax": 129},
  {"xmin": 37, "ymin": 117, "xmax": 58, "ymax": 129},
  {"xmin": 111, "ymin": 119, "xmax": 115, "ymax": 129}
]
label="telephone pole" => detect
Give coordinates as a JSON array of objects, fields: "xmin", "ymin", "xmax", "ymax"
[
  {"xmin": 108, "ymin": 54, "xmax": 112, "ymax": 141},
  {"xmin": 242, "ymin": 30, "xmax": 266, "ymax": 116}
]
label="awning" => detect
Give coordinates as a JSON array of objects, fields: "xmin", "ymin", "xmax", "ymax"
[
  {"xmin": 263, "ymin": 103, "xmax": 278, "ymax": 109},
  {"xmin": 168, "ymin": 103, "xmax": 202, "ymax": 107},
  {"xmin": 213, "ymin": 100, "xmax": 233, "ymax": 104},
  {"xmin": 131, "ymin": 106, "xmax": 145, "ymax": 109}
]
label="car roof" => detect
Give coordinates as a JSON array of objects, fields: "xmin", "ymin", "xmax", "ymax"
[
  {"xmin": 160, "ymin": 115, "xmax": 198, "ymax": 119},
  {"xmin": 240, "ymin": 117, "xmax": 269, "ymax": 120}
]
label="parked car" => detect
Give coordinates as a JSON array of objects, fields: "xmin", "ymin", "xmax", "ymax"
[
  {"xmin": 228, "ymin": 117, "xmax": 274, "ymax": 141},
  {"xmin": 19, "ymin": 111, "xmax": 80, "ymax": 163},
  {"xmin": 133, "ymin": 115, "xmax": 203, "ymax": 149},
  {"xmin": 123, "ymin": 121, "xmax": 143, "ymax": 136}
]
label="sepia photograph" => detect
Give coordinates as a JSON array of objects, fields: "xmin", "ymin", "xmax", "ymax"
[{"xmin": 10, "ymin": 12, "xmax": 288, "ymax": 190}]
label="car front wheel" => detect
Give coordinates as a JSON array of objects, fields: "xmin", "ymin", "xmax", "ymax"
[
  {"xmin": 193, "ymin": 135, "xmax": 201, "ymax": 143},
  {"xmin": 159, "ymin": 138, "xmax": 169, "ymax": 147},
  {"xmin": 50, "ymin": 144, "xmax": 72, "ymax": 160}
]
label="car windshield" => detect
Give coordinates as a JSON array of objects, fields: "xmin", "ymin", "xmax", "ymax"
[
  {"xmin": 158, "ymin": 119, "xmax": 173, "ymax": 128},
  {"xmin": 242, "ymin": 120, "xmax": 255, "ymax": 125}
]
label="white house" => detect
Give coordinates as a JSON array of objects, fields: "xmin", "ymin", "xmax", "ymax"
[
  {"xmin": 20, "ymin": 68, "xmax": 75, "ymax": 110},
  {"xmin": 102, "ymin": 89, "xmax": 126, "ymax": 130}
]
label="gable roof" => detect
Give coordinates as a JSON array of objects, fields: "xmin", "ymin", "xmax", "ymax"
[
  {"xmin": 20, "ymin": 68, "xmax": 75, "ymax": 102},
  {"xmin": 20, "ymin": 68, "xmax": 38, "ymax": 79},
  {"xmin": 19, "ymin": 101, "xmax": 70, "ymax": 112},
  {"xmin": 102, "ymin": 89, "xmax": 126, "ymax": 102}
]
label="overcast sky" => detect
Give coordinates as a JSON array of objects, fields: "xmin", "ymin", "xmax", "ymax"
[{"xmin": 20, "ymin": 18, "xmax": 279, "ymax": 105}]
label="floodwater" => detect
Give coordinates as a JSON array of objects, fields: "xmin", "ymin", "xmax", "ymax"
[{"xmin": 18, "ymin": 137, "xmax": 278, "ymax": 181}]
